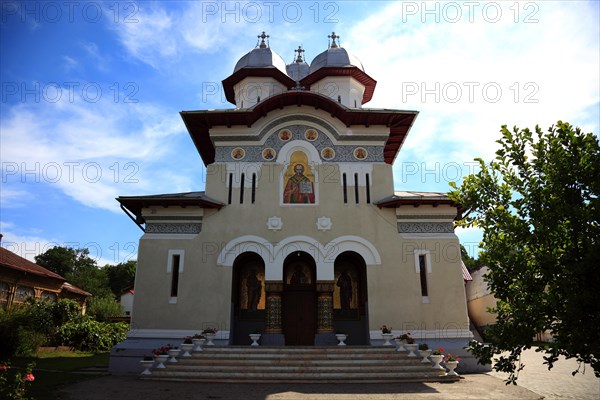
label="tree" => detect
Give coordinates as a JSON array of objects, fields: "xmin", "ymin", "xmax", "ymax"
[
  {"xmin": 105, "ymin": 260, "xmax": 137, "ymax": 297},
  {"xmin": 35, "ymin": 246, "xmax": 96, "ymax": 278},
  {"xmin": 449, "ymin": 121, "xmax": 600, "ymax": 383},
  {"xmin": 460, "ymin": 244, "xmax": 481, "ymax": 272}
]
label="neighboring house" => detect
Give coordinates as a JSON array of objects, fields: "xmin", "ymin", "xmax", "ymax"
[
  {"xmin": 0, "ymin": 242, "xmax": 91, "ymax": 311},
  {"xmin": 113, "ymin": 32, "xmax": 476, "ymax": 372},
  {"xmin": 466, "ymin": 266, "xmax": 497, "ymax": 339},
  {"xmin": 120, "ymin": 288, "xmax": 134, "ymax": 316}
]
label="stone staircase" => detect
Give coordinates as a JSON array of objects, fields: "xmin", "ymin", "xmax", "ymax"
[{"xmin": 143, "ymin": 346, "xmax": 458, "ymax": 383}]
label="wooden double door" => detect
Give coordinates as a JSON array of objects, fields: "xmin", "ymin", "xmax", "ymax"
[{"xmin": 282, "ymin": 253, "xmax": 317, "ymax": 345}]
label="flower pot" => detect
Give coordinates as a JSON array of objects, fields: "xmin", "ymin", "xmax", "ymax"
[
  {"xmin": 335, "ymin": 334, "xmax": 348, "ymax": 346},
  {"xmin": 418, "ymin": 349, "xmax": 432, "ymax": 363},
  {"xmin": 204, "ymin": 332, "xmax": 216, "ymax": 346},
  {"xmin": 192, "ymin": 338, "xmax": 205, "ymax": 352},
  {"xmin": 445, "ymin": 360, "xmax": 459, "ymax": 376},
  {"xmin": 405, "ymin": 343, "xmax": 418, "ymax": 357},
  {"xmin": 168, "ymin": 348, "xmax": 180, "ymax": 363},
  {"xmin": 154, "ymin": 354, "xmax": 168, "ymax": 368},
  {"xmin": 430, "ymin": 354, "xmax": 444, "ymax": 369},
  {"xmin": 181, "ymin": 343, "xmax": 194, "ymax": 357},
  {"xmin": 394, "ymin": 339, "xmax": 407, "ymax": 352},
  {"xmin": 140, "ymin": 360, "xmax": 154, "ymax": 375},
  {"xmin": 249, "ymin": 333, "xmax": 261, "ymax": 346},
  {"xmin": 381, "ymin": 333, "xmax": 394, "ymax": 346}
]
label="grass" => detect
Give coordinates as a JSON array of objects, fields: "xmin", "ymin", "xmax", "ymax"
[{"xmin": 11, "ymin": 349, "xmax": 109, "ymax": 400}]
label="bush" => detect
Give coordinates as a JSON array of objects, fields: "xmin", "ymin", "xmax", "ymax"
[
  {"xmin": 59, "ymin": 318, "xmax": 128, "ymax": 353},
  {"xmin": 87, "ymin": 296, "xmax": 123, "ymax": 322},
  {"xmin": 0, "ymin": 305, "xmax": 38, "ymax": 358}
]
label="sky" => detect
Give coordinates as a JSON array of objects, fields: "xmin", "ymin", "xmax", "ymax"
[{"xmin": 1, "ymin": 1, "xmax": 599, "ymax": 266}]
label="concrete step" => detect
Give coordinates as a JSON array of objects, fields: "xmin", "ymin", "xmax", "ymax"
[{"xmin": 143, "ymin": 346, "xmax": 457, "ymax": 383}]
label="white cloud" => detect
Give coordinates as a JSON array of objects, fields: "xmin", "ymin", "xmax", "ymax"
[
  {"xmin": 0, "ymin": 94, "xmax": 191, "ymax": 212},
  {"xmin": 345, "ymin": 1, "xmax": 599, "ymax": 180}
]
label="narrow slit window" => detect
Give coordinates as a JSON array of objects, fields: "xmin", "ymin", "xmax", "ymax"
[
  {"xmin": 365, "ymin": 173, "xmax": 371, "ymax": 204},
  {"xmin": 228, "ymin": 173, "xmax": 233, "ymax": 204},
  {"xmin": 419, "ymin": 254, "xmax": 428, "ymax": 297},
  {"xmin": 170, "ymin": 254, "xmax": 181, "ymax": 297},
  {"xmin": 240, "ymin": 173, "xmax": 245, "ymax": 204},
  {"xmin": 251, "ymin": 173, "xmax": 256, "ymax": 204},
  {"xmin": 354, "ymin": 173, "xmax": 359, "ymax": 204},
  {"xmin": 342, "ymin": 173, "xmax": 348, "ymax": 204}
]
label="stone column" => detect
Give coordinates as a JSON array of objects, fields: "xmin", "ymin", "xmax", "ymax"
[
  {"xmin": 315, "ymin": 281, "xmax": 336, "ymax": 345},
  {"xmin": 263, "ymin": 281, "xmax": 284, "ymax": 345}
]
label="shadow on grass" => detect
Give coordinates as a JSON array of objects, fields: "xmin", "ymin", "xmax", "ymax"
[{"xmin": 12, "ymin": 351, "xmax": 109, "ymax": 400}]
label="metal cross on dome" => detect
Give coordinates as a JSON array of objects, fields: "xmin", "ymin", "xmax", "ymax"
[
  {"xmin": 294, "ymin": 45, "xmax": 305, "ymax": 63},
  {"xmin": 257, "ymin": 31, "xmax": 269, "ymax": 48},
  {"xmin": 328, "ymin": 32, "xmax": 340, "ymax": 48}
]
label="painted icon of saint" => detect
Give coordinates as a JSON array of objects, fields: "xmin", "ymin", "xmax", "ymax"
[
  {"xmin": 336, "ymin": 270, "xmax": 353, "ymax": 310},
  {"xmin": 283, "ymin": 164, "xmax": 315, "ymax": 204},
  {"xmin": 246, "ymin": 269, "xmax": 262, "ymax": 311},
  {"xmin": 305, "ymin": 129, "xmax": 318, "ymax": 141},
  {"xmin": 279, "ymin": 130, "xmax": 291, "ymax": 141}
]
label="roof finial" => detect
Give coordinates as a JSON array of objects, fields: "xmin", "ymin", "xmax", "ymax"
[
  {"xmin": 328, "ymin": 32, "xmax": 340, "ymax": 49},
  {"xmin": 258, "ymin": 31, "xmax": 269, "ymax": 48},
  {"xmin": 294, "ymin": 45, "xmax": 305, "ymax": 63}
]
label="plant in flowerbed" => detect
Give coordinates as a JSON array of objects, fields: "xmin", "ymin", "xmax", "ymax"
[
  {"xmin": 180, "ymin": 337, "xmax": 194, "ymax": 356},
  {"xmin": 152, "ymin": 345, "xmax": 173, "ymax": 368},
  {"xmin": 380, "ymin": 325, "xmax": 394, "ymax": 346},
  {"xmin": 443, "ymin": 353, "xmax": 461, "ymax": 376},
  {"xmin": 418, "ymin": 343, "xmax": 432, "ymax": 363}
]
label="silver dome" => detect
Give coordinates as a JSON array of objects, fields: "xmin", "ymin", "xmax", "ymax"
[
  {"xmin": 308, "ymin": 47, "xmax": 365, "ymax": 74},
  {"xmin": 233, "ymin": 47, "xmax": 289, "ymax": 75},
  {"xmin": 286, "ymin": 62, "xmax": 310, "ymax": 81}
]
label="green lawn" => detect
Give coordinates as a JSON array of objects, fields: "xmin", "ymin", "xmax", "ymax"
[{"xmin": 12, "ymin": 350, "xmax": 109, "ymax": 400}]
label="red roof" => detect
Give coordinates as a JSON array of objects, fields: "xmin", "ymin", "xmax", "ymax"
[
  {"xmin": 461, "ymin": 261, "xmax": 473, "ymax": 281},
  {"xmin": 61, "ymin": 282, "xmax": 92, "ymax": 297},
  {"xmin": 0, "ymin": 246, "xmax": 65, "ymax": 281},
  {"xmin": 1, "ymin": 246, "xmax": 91, "ymax": 297},
  {"xmin": 180, "ymin": 91, "xmax": 418, "ymax": 166}
]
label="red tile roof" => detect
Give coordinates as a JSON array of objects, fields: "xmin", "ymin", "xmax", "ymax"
[
  {"xmin": 0, "ymin": 247, "xmax": 65, "ymax": 281},
  {"xmin": 0, "ymin": 247, "xmax": 91, "ymax": 297},
  {"xmin": 461, "ymin": 261, "xmax": 473, "ymax": 281}
]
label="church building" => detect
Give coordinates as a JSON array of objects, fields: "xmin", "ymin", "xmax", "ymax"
[{"xmin": 114, "ymin": 32, "xmax": 473, "ymax": 372}]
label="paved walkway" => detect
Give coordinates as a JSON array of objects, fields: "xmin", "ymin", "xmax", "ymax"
[
  {"xmin": 60, "ymin": 374, "xmax": 541, "ymax": 400},
  {"xmin": 489, "ymin": 348, "xmax": 599, "ymax": 400},
  {"xmin": 60, "ymin": 349, "xmax": 599, "ymax": 400}
]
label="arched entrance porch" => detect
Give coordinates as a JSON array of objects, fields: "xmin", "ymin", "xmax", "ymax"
[{"xmin": 282, "ymin": 251, "xmax": 317, "ymax": 345}]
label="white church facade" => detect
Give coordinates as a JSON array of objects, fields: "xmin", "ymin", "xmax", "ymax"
[{"xmin": 113, "ymin": 32, "xmax": 473, "ymax": 372}]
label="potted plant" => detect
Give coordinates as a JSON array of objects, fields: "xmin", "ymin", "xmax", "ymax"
[
  {"xmin": 152, "ymin": 345, "xmax": 171, "ymax": 368},
  {"xmin": 444, "ymin": 353, "xmax": 461, "ymax": 376},
  {"xmin": 139, "ymin": 356, "xmax": 154, "ymax": 375},
  {"xmin": 181, "ymin": 336, "xmax": 194, "ymax": 357},
  {"xmin": 404, "ymin": 336, "xmax": 418, "ymax": 357},
  {"xmin": 167, "ymin": 346, "xmax": 180, "ymax": 363},
  {"xmin": 335, "ymin": 330, "xmax": 348, "ymax": 346},
  {"xmin": 192, "ymin": 333, "xmax": 206, "ymax": 352},
  {"xmin": 418, "ymin": 343, "xmax": 432, "ymax": 363},
  {"xmin": 394, "ymin": 333, "xmax": 411, "ymax": 352},
  {"xmin": 202, "ymin": 327, "xmax": 218, "ymax": 345},
  {"xmin": 429, "ymin": 347, "xmax": 444, "ymax": 369},
  {"xmin": 249, "ymin": 329, "xmax": 262, "ymax": 346},
  {"xmin": 380, "ymin": 325, "xmax": 394, "ymax": 346}
]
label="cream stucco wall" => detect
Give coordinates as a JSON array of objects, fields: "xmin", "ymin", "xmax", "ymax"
[{"xmin": 129, "ymin": 105, "xmax": 470, "ymax": 341}]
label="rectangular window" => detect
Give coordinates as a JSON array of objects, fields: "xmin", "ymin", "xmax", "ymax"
[
  {"xmin": 167, "ymin": 250, "xmax": 184, "ymax": 303},
  {"xmin": 354, "ymin": 173, "xmax": 359, "ymax": 204},
  {"xmin": 342, "ymin": 173, "xmax": 348, "ymax": 204},
  {"xmin": 240, "ymin": 173, "xmax": 245, "ymax": 204},
  {"xmin": 251, "ymin": 173, "xmax": 256, "ymax": 204},
  {"xmin": 419, "ymin": 254, "xmax": 428, "ymax": 297},
  {"xmin": 228, "ymin": 173, "xmax": 233, "ymax": 204},
  {"xmin": 170, "ymin": 254, "xmax": 181, "ymax": 298},
  {"xmin": 365, "ymin": 173, "xmax": 371, "ymax": 204}
]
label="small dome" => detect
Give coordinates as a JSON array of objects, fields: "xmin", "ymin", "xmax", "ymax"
[
  {"xmin": 309, "ymin": 47, "xmax": 365, "ymax": 74},
  {"xmin": 286, "ymin": 45, "xmax": 310, "ymax": 81},
  {"xmin": 233, "ymin": 32, "xmax": 288, "ymax": 75}
]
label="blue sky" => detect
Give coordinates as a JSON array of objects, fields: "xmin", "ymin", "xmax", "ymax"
[{"xmin": 1, "ymin": 1, "xmax": 599, "ymax": 265}]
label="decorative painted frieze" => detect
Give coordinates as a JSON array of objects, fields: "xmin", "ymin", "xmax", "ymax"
[
  {"xmin": 397, "ymin": 222, "xmax": 455, "ymax": 233},
  {"xmin": 145, "ymin": 223, "xmax": 202, "ymax": 234}
]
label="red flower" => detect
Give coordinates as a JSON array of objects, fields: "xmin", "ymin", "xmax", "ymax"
[
  {"xmin": 0, "ymin": 364, "xmax": 8, "ymax": 372},
  {"xmin": 25, "ymin": 373, "xmax": 35, "ymax": 381}
]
